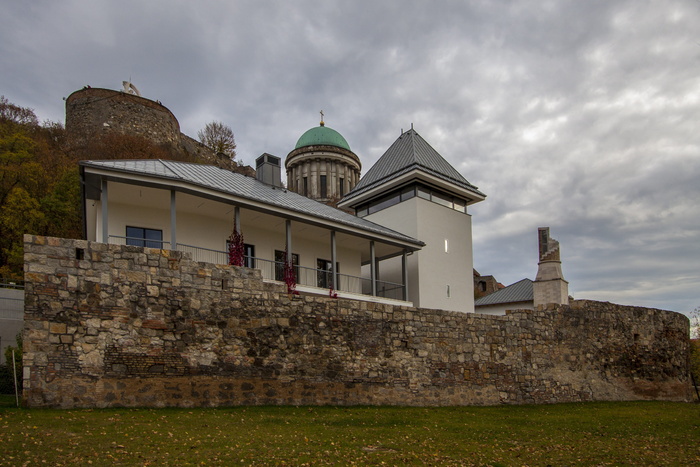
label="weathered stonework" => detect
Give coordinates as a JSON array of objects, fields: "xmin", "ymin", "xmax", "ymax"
[
  {"xmin": 23, "ymin": 235, "xmax": 692, "ymax": 408},
  {"xmin": 65, "ymin": 88, "xmax": 181, "ymax": 146}
]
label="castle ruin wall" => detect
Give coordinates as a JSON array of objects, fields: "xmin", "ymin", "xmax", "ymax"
[{"xmin": 22, "ymin": 236, "xmax": 692, "ymax": 408}]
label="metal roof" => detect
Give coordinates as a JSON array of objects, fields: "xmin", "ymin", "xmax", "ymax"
[
  {"xmin": 474, "ymin": 278, "xmax": 533, "ymax": 306},
  {"xmin": 80, "ymin": 159, "xmax": 424, "ymax": 248},
  {"xmin": 341, "ymin": 129, "xmax": 485, "ymax": 204}
]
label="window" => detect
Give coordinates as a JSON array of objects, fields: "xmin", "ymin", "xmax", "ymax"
[
  {"xmin": 274, "ymin": 250, "xmax": 299, "ymax": 282},
  {"xmin": 244, "ymin": 244, "xmax": 255, "ymax": 268},
  {"xmin": 339, "ymin": 178, "xmax": 345, "ymax": 197},
  {"xmin": 225, "ymin": 242, "xmax": 256, "ymax": 268},
  {"xmin": 317, "ymin": 259, "xmax": 339, "ymax": 289},
  {"xmin": 320, "ymin": 175, "xmax": 327, "ymax": 198},
  {"xmin": 303, "ymin": 177, "xmax": 308, "ymax": 197},
  {"xmin": 400, "ymin": 186, "xmax": 415, "ymax": 201},
  {"xmin": 126, "ymin": 226, "xmax": 163, "ymax": 248},
  {"xmin": 355, "ymin": 183, "xmax": 470, "ymax": 217}
]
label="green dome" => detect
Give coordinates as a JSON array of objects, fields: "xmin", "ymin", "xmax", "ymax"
[{"xmin": 295, "ymin": 125, "xmax": 351, "ymax": 151}]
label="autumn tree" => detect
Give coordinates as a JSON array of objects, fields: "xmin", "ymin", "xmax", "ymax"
[
  {"xmin": 197, "ymin": 121, "xmax": 236, "ymax": 159},
  {"xmin": 0, "ymin": 97, "xmax": 81, "ymax": 280}
]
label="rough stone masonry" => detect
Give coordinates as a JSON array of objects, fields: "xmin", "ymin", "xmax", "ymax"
[{"xmin": 22, "ymin": 235, "xmax": 692, "ymax": 408}]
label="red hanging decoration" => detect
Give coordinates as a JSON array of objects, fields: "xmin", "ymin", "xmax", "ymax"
[
  {"xmin": 283, "ymin": 246, "xmax": 299, "ymax": 296},
  {"xmin": 228, "ymin": 226, "xmax": 245, "ymax": 267}
]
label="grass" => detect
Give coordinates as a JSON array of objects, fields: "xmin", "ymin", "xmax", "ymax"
[{"xmin": 0, "ymin": 401, "xmax": 698, "ymax": 466}]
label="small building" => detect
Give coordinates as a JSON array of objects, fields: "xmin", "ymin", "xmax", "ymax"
[
  {"xmin": 474, "ymin": 278, "xmax": 534, "ymax": 315},
  {"xmin": 474, "ymin": 227, "xmax": 569, "ymax": 315},
  {"xmin": 339, "ymin": 128, "xmax": 486, "ymax": 313}
]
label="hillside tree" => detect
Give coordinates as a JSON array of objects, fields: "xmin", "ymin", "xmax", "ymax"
[{"xmin": 197, "ymin": 121, "xmax": 236, "ymax": 159}]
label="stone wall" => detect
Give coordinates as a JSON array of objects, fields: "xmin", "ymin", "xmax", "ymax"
[{"xmin": 22, "ymin": 235, "xmax": 692, "ymax": 408}]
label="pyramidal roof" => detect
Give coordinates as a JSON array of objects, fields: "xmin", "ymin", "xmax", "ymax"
[{"xmin": 341, "ymin": 128, "xmax": 485, "ymax": 204}]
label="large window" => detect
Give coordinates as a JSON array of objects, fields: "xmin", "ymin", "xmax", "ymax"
[
  {"xmin": 274, "ymin": 250, "xmax": 299, "ymax": 282},
  {"xmin": 356, "ymin": 183, "xmax": 468, "ymax": 217},
  {"xmin": 126, "ymin": 226, "xmax": 163, "ymax": 248},
  {"xmin": 316, "ymin": 259, "xmax": 339, "ymax": 289}
]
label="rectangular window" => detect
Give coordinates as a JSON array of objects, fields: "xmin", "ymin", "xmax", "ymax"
[
  {"xmin": 320, "ymin": 175, "xmax": 327, "ymax": 198},
  {"xmin": 274, "ymin": 250, "xmax": 299, "ymax": 282},
  {"xmin": 368, "ymin": 193, "xmax": 400, "ymax": 215},
  {"xmin": 339, "ymin": 178, "xmax": 345, "ymax": 196},
  {"xmin": 303, "ymin": 177, "xmax": 308, "ymax": 196},
  {"xmin": 400, "ymin": 186, "xmax": 416, "ymax": 201},
  {"xmin": 225, "ymin": 242, "xmax": 255, "ymax": 268},
  {"xmin": 126, "ymin": 226, "xmax": 163, "ymax": 248},
  {"xmin": 316, "ymin": 259, "xmax": 339, "ymax": 289},
  {"xmin": 432, "ymin": 191, "xmax": 453, "ymax": 209},
  {"xmin": 453, "ymin": 198, "xmax": 467, "ymax": 213},
  {"xmin": 244, "ymin": 244, "xmax": 255, "ymax": 268},
  {"xmin": 417, "ymin": 186, "xmax": 431, "ymax": 200}
]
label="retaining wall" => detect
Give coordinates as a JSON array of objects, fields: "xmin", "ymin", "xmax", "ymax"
[{"xmin": 22, "ymin": 235, "xmax": 692, "ymax": 408}]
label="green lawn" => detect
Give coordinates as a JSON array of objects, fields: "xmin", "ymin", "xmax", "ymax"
[{"xmin": 1, "ymin": 400, "xmax": 698, "ymax": 466}]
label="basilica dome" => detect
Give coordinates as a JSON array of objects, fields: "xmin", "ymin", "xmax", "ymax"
[{"xmin": 294, "ymin": 124, "xmax": 351, "ymax": 151}]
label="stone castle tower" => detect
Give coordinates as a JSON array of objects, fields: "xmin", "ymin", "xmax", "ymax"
[
  {"xmin": 533, "ymin": 227, "xmax": 569, "ymax": 307},
  {"xmin": 285, "ymin": 115, "xmax": 361, "ymax": 204},
  {"xmin": 64, "ymin": 85, "xmax": 253, "ymax": 175}
]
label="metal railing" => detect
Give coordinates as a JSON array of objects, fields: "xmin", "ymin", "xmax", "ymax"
[{"xmin": 107, "ymin": 237, "xmax": 406, "ymax": 300}]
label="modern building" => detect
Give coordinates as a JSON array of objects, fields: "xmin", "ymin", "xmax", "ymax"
[
  {"xmin": 80, "ymin": 123, "xmax": 488, "ymax": 313},
  {"xmin": 338, "ymin": 128, "xmax": 486, "ymax": 313}
]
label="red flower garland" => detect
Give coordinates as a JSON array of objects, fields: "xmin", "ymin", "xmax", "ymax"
[{"xmin": 228, "ymin": 227, "xmax": 245, "ymax": 267}]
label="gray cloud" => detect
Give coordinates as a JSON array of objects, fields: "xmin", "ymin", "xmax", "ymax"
[{"xmin": 2, "ymin": 0, "xmax": 698, "ymax": 316}]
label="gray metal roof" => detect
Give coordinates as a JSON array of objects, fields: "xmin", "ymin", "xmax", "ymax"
[
  {"xmin": 80, "ymin": 159, "xmax": 424, "ymax": 247},
  {"xmin": 474, "ymin": 278, "xmax": 533, "ymax": 306},
  {"xmin": 342, "ymin": 129, "xmax": 485, "ymax": 204}
]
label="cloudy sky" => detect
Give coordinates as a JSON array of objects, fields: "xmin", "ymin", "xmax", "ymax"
[{"xmin": 2, "ymin": 0, "xmax": 699, "ymax": 318}]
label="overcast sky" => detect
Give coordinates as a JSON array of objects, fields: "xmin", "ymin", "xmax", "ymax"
[{"xmin": 2, "ymin": 0, "xmax": 699, "ymax": 318}]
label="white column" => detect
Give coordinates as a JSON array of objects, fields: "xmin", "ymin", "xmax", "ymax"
[
  {"xmin": 331, "ymin": 231, "xmax": 337, "ymax": 290},
  {"xmin": 170, "ymin": 190, "xmax": 177, "ymax": 249},
  {"xmin": 370, "ymin": 241, "xmax": 377, "ymax": 296},
  {"xmin": 101, "ymin": 178, "xmax": 109, "ymax": 243}
]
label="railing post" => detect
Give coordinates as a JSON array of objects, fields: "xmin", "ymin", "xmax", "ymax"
[
  {"xmin": 101, "ymin": 178, "xmax": 109, "ymax": 243},
  {"xmin": 170, "ymin": 190, "xmax": 177, "ymax": 249}
]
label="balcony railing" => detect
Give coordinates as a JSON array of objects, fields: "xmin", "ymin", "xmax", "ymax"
[{"xmin": 108, "ymin": 236, "xmax": 406, "ymax": 301}]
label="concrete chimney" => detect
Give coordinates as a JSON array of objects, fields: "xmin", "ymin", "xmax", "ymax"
[{"xmin": 255, "ymin": 153, "xmax": 283, "ymax": 188}]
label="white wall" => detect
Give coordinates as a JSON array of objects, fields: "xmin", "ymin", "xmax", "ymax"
[
  {"xmin": 366, "ymin": 196, "xmax": 475, "ymax": 313},
  {"xmin": 475, "ymin": 301, "xmax": 534, "ymax": 316}
]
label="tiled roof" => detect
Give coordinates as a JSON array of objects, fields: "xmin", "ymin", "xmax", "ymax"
[
  {"xmin": 80, "ymin": 159, "xmax": 424, "ymax": 247},
  {"xmin": 474, "ymin": 278, "xmax": 533, "ymax": 306},
  {"xmin": 342, "ymin": 129, "xmax": 485, "ymax": 203}
]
